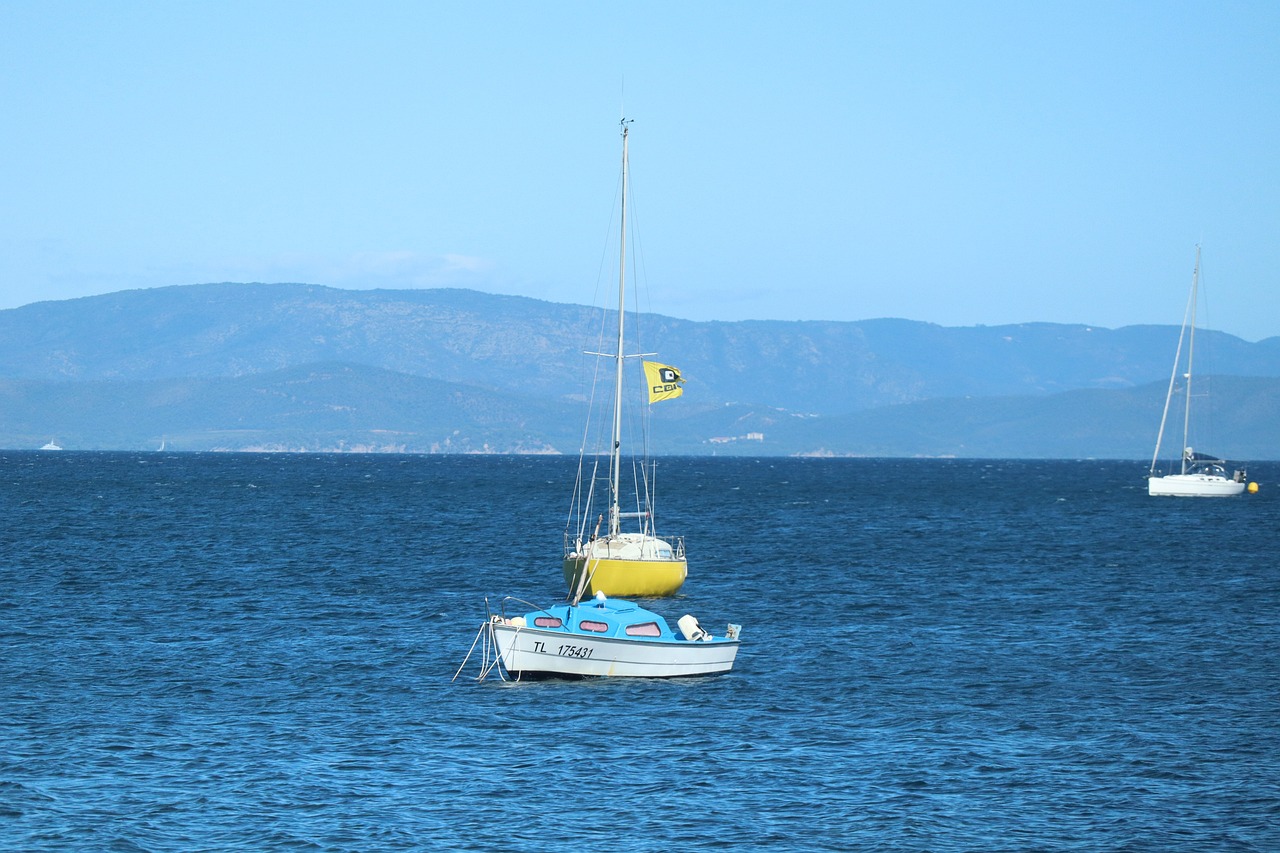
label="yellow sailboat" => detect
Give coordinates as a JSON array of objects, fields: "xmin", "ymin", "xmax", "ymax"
[{"xmin": 563, "ymin": 119, "xmax": 688, "ymax": 599}]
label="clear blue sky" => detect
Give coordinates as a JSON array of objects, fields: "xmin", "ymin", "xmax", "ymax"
[{"xmin": 3, "ymin": 1, "xmax": 1277, "ymax": 340}]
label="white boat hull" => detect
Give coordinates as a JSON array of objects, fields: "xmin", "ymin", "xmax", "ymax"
[
  {"xmin": 492, "ymin": 623, "xmax": 738, "ymax": 678},
  {"xmin": 1148, "ymin": 474, "xmax": 1246, "ymax": 497}
]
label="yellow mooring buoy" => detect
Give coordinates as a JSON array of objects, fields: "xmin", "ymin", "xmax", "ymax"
[{"xmin": 1248, "ymin": 482, "xmax": 1259, "ymax": 494}]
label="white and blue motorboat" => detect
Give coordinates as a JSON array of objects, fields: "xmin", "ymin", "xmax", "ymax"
[{"xmin": 457, "ymin": 591, "xmax": 741, "ymax": 681}]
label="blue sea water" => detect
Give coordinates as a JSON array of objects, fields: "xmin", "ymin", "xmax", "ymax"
[{"xmin": 1, "ymin": 452, "xmax": 1277, "ymax": 851}]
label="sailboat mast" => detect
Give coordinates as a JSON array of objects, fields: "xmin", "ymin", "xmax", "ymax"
[
  {"xmin": 1149, "ymin": 249, "xmax": 1196, "ymax": 477},
  {"xmin": 609, "ymin": 118, "xmax": 632, "ymax": 538},
  {"xmin": 1180, "ymin": 245, "xmax": 1200, "ymax": 475}
]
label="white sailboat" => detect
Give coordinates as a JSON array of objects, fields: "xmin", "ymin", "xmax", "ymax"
[
  {"xmin": 1147, "ymin": 246, "xmax": 1251, "ymax": 497},
  {"xmin": 562, "ymin": 119, "xmax": 689, "ymax": 598}
]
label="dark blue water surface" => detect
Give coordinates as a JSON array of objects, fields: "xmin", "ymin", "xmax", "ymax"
[{"xmin": 1, "ymin": 453, "xmax": 1277, "ymax": 851}]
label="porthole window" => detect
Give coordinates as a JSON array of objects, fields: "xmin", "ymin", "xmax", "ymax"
[
  {"xmin": 625, "ymin": 621, "xmax": 661, "ymax": 637},
  {"xmin": 579, "ymin": 620, "xmax": 609, "ymax": 633},
  {"xmin": 534, "ymin": 616, "xmax": 562, "ymax": 628}
]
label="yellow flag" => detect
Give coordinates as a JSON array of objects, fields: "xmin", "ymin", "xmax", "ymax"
[{"xmin": 644, "ymin": 361, "xmax": 685, "ymax": 403}]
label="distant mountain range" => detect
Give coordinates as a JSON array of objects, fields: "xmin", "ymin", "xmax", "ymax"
[{"xmin": 2, "ymin": 283, "xmax": 1277, "ymax": 458}]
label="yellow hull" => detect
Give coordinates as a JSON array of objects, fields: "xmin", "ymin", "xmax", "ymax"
[{"xmin": 563, "ymin": 556, "xmax": 688, "ymax": 598}]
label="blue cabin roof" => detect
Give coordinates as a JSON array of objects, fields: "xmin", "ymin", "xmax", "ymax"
[{"xmin": 523, "ymin": 595, "xmax": 678, "ymax": 641}]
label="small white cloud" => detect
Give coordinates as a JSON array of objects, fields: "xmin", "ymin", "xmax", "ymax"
[{"xmin": 440, "ymin": 254, "xmax": 491, "ymax": 274}]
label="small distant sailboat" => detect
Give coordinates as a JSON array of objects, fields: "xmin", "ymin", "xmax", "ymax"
[
  {"xmin": 1147, "ymin": 246, "xmax": 1251, "ymax": 497},
  {"xmin": 562, "ymin": 119, "xmax": 689, "ymax": 598}
]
